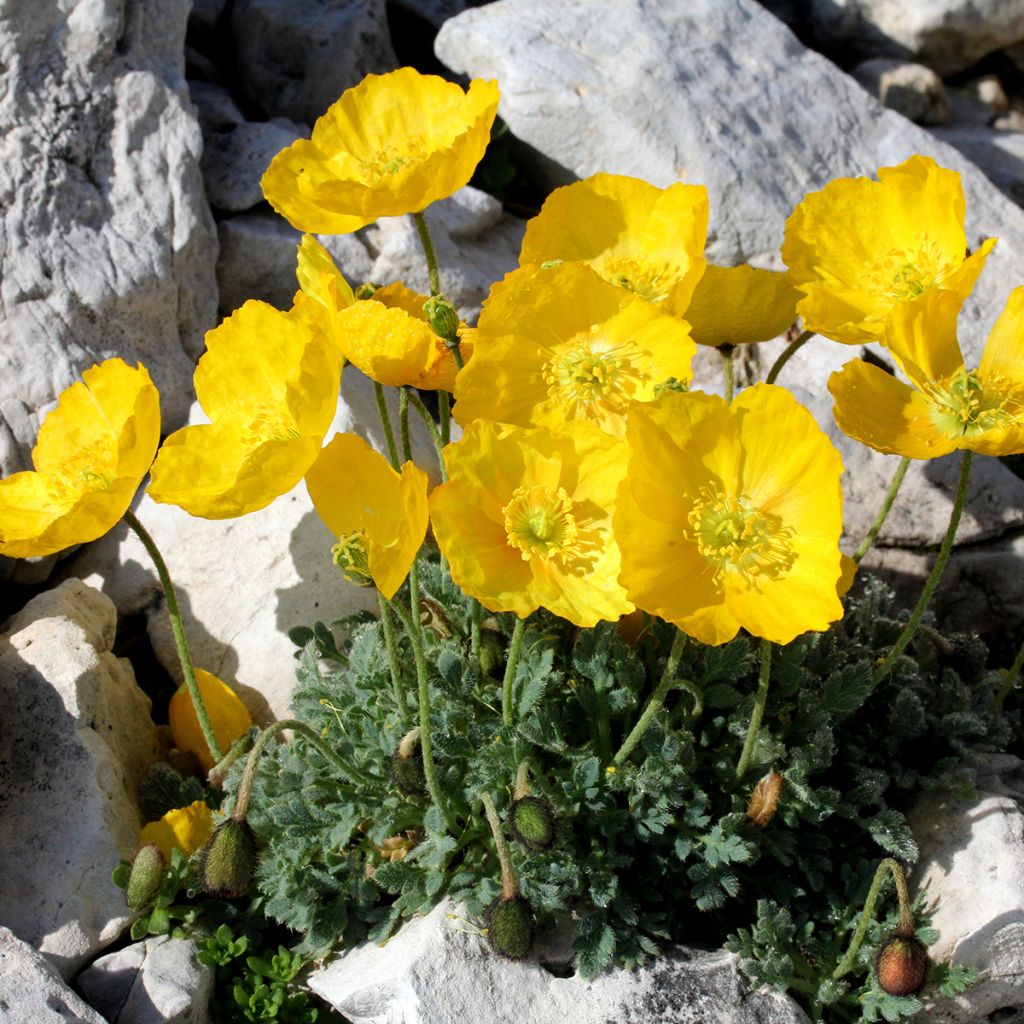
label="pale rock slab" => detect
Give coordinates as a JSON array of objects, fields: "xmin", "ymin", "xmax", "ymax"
[
  {"xmin": 911, "ymin": 756, "xmax": 1024, "ymax": 1023},
  {"xmin": 0, "ymin": 0, "xmax": 218, "ymax": 477},
  {"xmin": 931, "ymin": 126, "xmax": 1024, "ymax": 208},
  {"xmin": 64, "ymin": 370, "xmax": 439, "ymax": 724},
  {"xmin": 0, "ymin": 927, "xmax": 107, "ymax": 1024},
  {"xmin": 852, "ymin": 58, "xmax": 949, "ymax": 126},
  {"xmin": 0, "ymin": 579, "xmax": 162, "ymax": 978},
  {"xmin": 309, "ymin": 898, "xmax": 809, "ymax": 1024},
  {"xmin": 77, "ymin": 936, "xmax": 214, "ymax": 1024}
]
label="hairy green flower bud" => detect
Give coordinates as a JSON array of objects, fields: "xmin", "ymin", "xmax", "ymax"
[
  {"xmin": 508, "ymin": 796, "xmax": 556, "ymax": 852},
  {"xmin": 486, "ymin": 896, "xmax": 534, "ymax": 960},
  {"xmin": 392, "ymin": 729, "xmax": 428, "ymax": 797},
  {"xmin": 126, "ymin": 844, "xmax": 165, "ymax": 910},
  {"xmin": 876, "ymin": 933, "xmax": 929, "ymax": 997},
  {"xmin": 423, "ymin": 296, "xmax": 460, "ymax": 344},
  {"xmin": 197, "ymin": 820, "xmax": 258, "ymax": 899}
]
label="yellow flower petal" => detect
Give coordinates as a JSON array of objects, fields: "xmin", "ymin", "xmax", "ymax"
[
  {"xmin": 883, "ymin": 289, "xmax": 965, "ymax": 391},
  {"xmin": 979, "ymin": 285, "xmax": 1024, "ymax": 385},
  {"xmin": 684, "ymin": 265, "xmax": 799, "ymax": 347},
  {"xmin": 169, "ymin": 670, "xmax": 253, "ymax": 773},
  {"xmin": 262, "ymin": 68, "xmax": 500, "ymax": 233},
  {"xmin": 295, "ymin": 234, "xmax": 356, "ymax": 312},
  {"xmin": 139, "ymin": 800, "xmax": 214, "ymax": 860}
]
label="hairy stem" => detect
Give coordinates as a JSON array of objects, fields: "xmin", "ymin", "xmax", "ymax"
[
  {"xmin": 405, "ymin": 389, "xmax": 447, "ymax": 481},
  {"xmin": 736, "ymin": 638, "xmax": 773, "ymax": 779},
  {"xmin": 480, "ymin": 791, "xmax": 518, "ymax": 901},
  {"xmin": 412, "ymin": 210, "xmax": 441, "ymax": 298},
  {"xmin": 379, "ymin": 595, "xmax": 411, "ymax": 723},
  {"xmin": 765, "ymin": 330, "xmax": 815, "ymax": 385},
  {"xmin": 853, "ymin": 456, "xmax": 911, "ymax": 564},
  {"xmin": 374, "ymin": 381, "xmax": 400, "ymax": 470},
  {"xmin": 502, "ymin": 617, "xmax": 528, "ymax": 730},
  {"xmin": 720, "ymin": 344, "xmax": 736, "ymax": 402},
  {"xmin": 399, "ymin": 386, "xmax": 412, "ymax": 463}
]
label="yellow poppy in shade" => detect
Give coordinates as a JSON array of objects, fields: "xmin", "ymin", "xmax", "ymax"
[
  {"xmin": 0, "ymin": 359, "xmax": 160, "ymax": 558},
  {"xmin": 615, "ymin": 385, "xmax": 844, "ymax": 646},
  {"xmin": 148, "ymin": 300, "xmax": 341, "ymax": 519},
  {"xmin": 168, "ymin": 669, "xmax": 253, "ymax": 773},
  {"xmin": 429, "ymin": 420, "xmax": 633, "ymax": 627},
  {"xmin": 519, "ymin": 172, "xmax": 709, "ymax": 318},
  {"xmin": 139, "ymin": 800, "xmax": 214, "ymax": 860},
  {"xmin": 454, "ymin": 263, "xmax": 695, "ymax": 436},
  {"xmin": 305, "ymin": 432, "xmax": 429, "ymax": 600},
  {"xmin": 684, "ymin": 265, "xmax": 800, "ymax": 347},
  {"xmin": 782, "ymin": 155, "xmax": 996, "ymax": 345},
  {"xmin": 261, "ymin": 67, "xmax": 500, "ymax": 234},
  {"xmin": 829, "ymin": 287, "xmax": 1024, "ymax": 458}
]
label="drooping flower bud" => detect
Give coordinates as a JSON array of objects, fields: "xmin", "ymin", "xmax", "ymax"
[
  {"xmin": 509, "ymin": 796, "xmax": 556, "ymax": 852},
  {"xmin": 876, "ymin": 932, "xmax": 929, "ymax": 996},
  {"xmin": 197, "ymin": 820, "xmax": 258, "ymax": 899},
  {"xmin": 746, "ymin": 771, "xmax": 783, "ymax": 827},
  {"xmin": 486, "ymin": 896, "xmax": 535, "ymax": 960},
  {"xmin": 423, "ymin": 296, "xmax": 460, "ymax": 345},
  {"xmin": 125, "ymin": 844, "xmax": 165, "ymax": 910}
]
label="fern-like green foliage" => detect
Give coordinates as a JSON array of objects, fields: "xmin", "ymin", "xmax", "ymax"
[{"xmin": 238, "ymin": 565, "xmax": 1014, "ymax": 1022}]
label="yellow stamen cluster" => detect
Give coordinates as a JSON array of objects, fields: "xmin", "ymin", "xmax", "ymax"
[
  {"xmin": 242, "ymin": 408, "xmax": 303, "ymax": 445},
  {"xmin": 927, "ymin": 370, "xmax": 1024, "ymax": 438},
  {"xmin": 503, "ymin": 485, "xmax": 578, "ymax": 562},
  {"xmin": 332, "ymin": 532, "xmax": 373, "ymax": 586},
  {"xmin": 543, "ymin": 340, "xmax": 634, "ymax": 416},
  {"xmin": 876, "ymin": 239, "xmax": 957, "ymax": 301},
  {"xmin": 598, "ymin": 255, "xmax": 679, "ymax": 304}
]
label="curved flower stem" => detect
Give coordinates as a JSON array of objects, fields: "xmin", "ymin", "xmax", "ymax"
[
  {"xmin": 736, "ymin": 638, "xmax": 773, "ymax": 779},
  {"xmin": 994, "ymin": 638, "xmax": 1024, "ymax": 708},
  {"xmin": 853, "ymin": 456, "xmax": 912, "ymax": 564},
  {"xmin": 405, "ymin": 388, "xmax": 447, "ymax": 481},
  {"xmin": 379, "ymin": 595, "xmax": 411, "ymax": 724},
  {"xmin": 720, "ymin": 344, "xmax": 736, "ymax": 402},
  {"xmin": 480, "ymin": 790, "xmax": 518, "ymax": 900},
  {"xmin": 502, "ymin": 617, "xmax": 528, "ymax": 730},
  {"xmin": 613, "ymin": 629, "xmax": 688, "ymax": 766},
  {"xmin": 374, "ymin": 381, "xmax": 400, "ymax": 470},
  {"xmin": 412, "ymin": 211, "xmax": 442, "ymax": 297},
  {"xmin": 207, "ymin": 729, "xmax": 256, "ymax": 787},
  {"xmin": 387, "ymin": 594, "xmax": 457, "ymax": 833},
  {"xmin": 234, "ymin": 718, "xmax": 370, "ymax": 820},
  {"xmin": 874, "ymin": 450, "xmax": 973, "ymax": 683},
  {"xmin": 765, "ymin": 330, "xmax": 815, "ymax": 385},
  {"xmin": 833, "ymin": 858, "xmax": 914, "ymax": 980},
  {"xmin": 123, "ymin": 509, "xmax": 222, "ymax": 765}
]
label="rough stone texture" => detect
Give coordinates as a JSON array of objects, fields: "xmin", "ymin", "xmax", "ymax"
[
  {"xmin": 0, "ymin": 927, "xmax": 108, "ymax": 1024},
  {"xmin": 910, "ymin": 756, "xmax": 1024, "ymax": 1023},
  {"xmin": 231, "ymin": 0, "xmax": 397, "ymax": 123},
  {"xmin": 931, "ymin": 126, "xmax": 1024, "ymax": 207},
  {"xmin": 77, "ymin": 936, "xmax": 214, "ymax": 1024},
  {"xmin": 0, "ymin": 579, "xmax": 162, "ymax": 978},
  {"xmin": 436, "ymin": 0, "xmax": 1024, "ymax": 626},
  {"xmin": 852, "ymin": 58, "xmax": 948, "ymax": 126},
  {"xmin": 309, "ymin": 899, "xmax": 809, "ymax": 1024},
  {"xmin": 64, "ymin": 370, "xmax": 439, "ymax": 724},
  {"xmin": 188, "ymin": 80, "xmax": 246, "ymax": 133},
  {"xmin": 389, "ymin": 0, "xmax": 475, "ymax": 29},
  {"xmin": 0, "ymin": 0, "xmax": 218, "ymax": 478},
  {"xmin": 201, "ymin": 118, "xmax": 303, "ymax": 212}
]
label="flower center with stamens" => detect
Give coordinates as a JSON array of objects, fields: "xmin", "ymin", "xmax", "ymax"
[
  {"xmin": 359, "ymin": 139, "xmax": 426, "ymax": 184},
  {"xmin": 503, "ymin": 485, "xmax": 578, "ymax": 562},
  {"xmin": 927, "ymin": 369, "xmax": 1024, "ymax": 438},
  {"xmin": 687, "ymin": 485, "xmax": 795, "ymax": 584},
  {"xmin": 332, "ymin": 532, "xmax": 373, "ymax": 587},
  {"xmin": 876, "ymin": 238, "xmax": 958, "ymax": 301},
  {"xmin": 543, "ymin": 339, "xmax": 637, "ymax": 419},
  {"xmin": 242, "ymin": 408, "xmax": 302, "ymax": 445},
  {"xmin": 45, "ymin": 441, "xmax": 117, "ymax": 503},
  {"xmin": 597, "ymin": 256, "xmax": 681, "ymax": 304}
]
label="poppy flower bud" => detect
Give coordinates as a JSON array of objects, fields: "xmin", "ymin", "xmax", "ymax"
[
  {"xmin": 509, "ymin": 797, "xmax": 556, "ymax": 852},
  {"xmin": 197, "ymin": 820, "xmax": 258, "ymax": 899},
  {"xmin": 486, "ymin": 896, "xmax": 535, "ymax": 960},
  {"xmin": 876, "ymin": 932, "xmax": 929, "ymax": 996},
  {"xmin": 423, "ymin": 296, "xmax": 460, "ymax": 344},
  {"xmin": 125, "ymin": 844, "xmax": 165, "ymax": 910}
]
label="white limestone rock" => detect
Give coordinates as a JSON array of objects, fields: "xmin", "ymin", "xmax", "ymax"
[
  {"xmin": 0, "ymin": 927, "xmax": 108, "ymax": 1024},
  {"xmin": 852, "ymin": 58, "xmax": 949, "ymax": 125},
  {"xmin": 0, "ymin": 0, "xmax": 218, "ymax": 477},
  {"xmin": 201, "ymin": 118, "xmax": 303, "ymax": 212},
  {"xmin": 308, "ymin": 899, "xmax": 809, "ymax": 1024},
  {"xmin": 931, "ymin": 126, "xmax": 1024, "ymax": 207},
  {"xmin": 0, "ymin": 579, "xmax": 162, "ymax": 978},
  {"xmin": 77, "ymin": 936, "xmax": 214, "ymax": 1024}
]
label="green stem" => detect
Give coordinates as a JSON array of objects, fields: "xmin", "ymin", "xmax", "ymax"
[
  {"xmin": 406, "ymin": 389, "xmax": 447, "ymax": 480},
  {"xmin": 736, "ymin": 638, "xmax": 773, "ymax": 779},
  {"xmin": 412, "ymin": 211, "xmax": 441, "ymax": 297},
  {"xmin": 470, "ymin": 599, "xmax": 482, "ymax": 667},
  {"xmin": 374, "ymin": 381, "xmax": 400, "ymax": 470},
  {"xmin": 439, "ymin": 391, "xmax": 452, "ymax": 447},
  {"xmin": 207, "ymin": 730, "xmax": 256, "ymax": 787},
  {"xmin": 234, "ymin": 719, "xmax": 370, "ymax": 820},
  {"xmin": 833, "ymin": 858, "xmax": 914, "ymax": 980},
  {"xmin": 123, "ymin": 509, "xmax": 222, "ymax": 765},
  {"xmin": 613, "ymin": 630, "xmax": 688, "ymax": 765},
  {"xmin": 853, "ymin": 456, "xmax": 911, "ymax": 564},
  {"xmin": 399, "ymin": 387, "xmax": 413, "ymax": 463},
  {"xmin": 480, "ymin": 791, "xmax": 518, "ymax": 900},
  {"xmin": 874, "ymin": 449, "xmax": 973, "ymax": 683},
  {"xmin": 720, "ymin": 344, "xmax": 736, "ymax": 402},
  {"xmin": 379, "ymin": 595, "xmax": 411, "ymax": 723},
  {"xmin": 994, "ymin": 636, "xmax": 1024, "ymax": 708},
  {"xmin": 765, "ymin": 330, "xmax": 815, "ymax": 386},
  {"xmin": 502, "ymin": 617, "xmax": 528, "ymax": 730}
]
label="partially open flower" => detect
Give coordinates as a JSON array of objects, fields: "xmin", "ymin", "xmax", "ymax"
[
  {"xmin": 139, "ymin": 800, "xmax": 214, "ymax": 860},
  {"xmin": 168, "ymin": 670, "xmax": 253, "ymax": 774}
]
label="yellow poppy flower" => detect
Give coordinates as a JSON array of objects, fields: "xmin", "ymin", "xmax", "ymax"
[
  {"xmin": 454, "ymin": 263, "xmax": 695, "ymax": 436},
  {"xmin": 139, "ymin": 800, "xmax": 214, "ymax": 860},
  {"xmin": 0, "ymin": 359, "xmax": 160, "ymax": 558},
  {"xmin": 261, "ymin": 67, "xmax": 500, "ymax": 234},
  {"xmin": 519, "ymin": 172, "xmax": 708, "ymax": 318},
  {"xmin": 148, "ymin": 299, "xmax": 341, "ymax": 519},
  {"xmin": 305, "ymin": 432, "xmax": 429, "ymax": 600},
  {"xmin": 615, "ymin": 385, "xmax": 845, "ymax": 646},
  {"xmin": 429, "ymin": 420, "xmax": 633, "ymax": 627},
  {"xmin": 684, "ymin": 265, "xmax": 799, "ymax": 347},
  {"xmin": 168, "ymin": 669, "xmax": 253, "ymax": 773},
  {"xmin": 829, "ymin": 287, "xmax": 1024, "ymax": 458},
  {"xmin": 782, "ymin": 155, "xmax": 997, "ymax": 345}
]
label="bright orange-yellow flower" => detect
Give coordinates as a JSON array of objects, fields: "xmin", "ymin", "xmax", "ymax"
[
  {"xmin": 454, "ymin": 263, "xmax": 695, "ymax": 436},
  {"xmin": 615, "ymin": 385, "xmax": 845, "ymax": 646},
  {"xmin": 684, "ymin": 265, "xmax": 799, "ymax": 347},
  {"xmin": 429, "ymin": 420, "xmax": 633, "ymax": 627},
  {"xmin": 0, "ymin": 359, "xmax": 160, "ymax": 558},
  {"xmin": 305, "ymin": 433, "xmax": 428, "ymax": 599},
  {"xmin": 169, "ymin": 670, "xmax": 253, "ymax": 773},
  {"xmin": 829, "ymin": 287, "xmax": 1024, "ymax": 458},
  {"xmin": 262, "ymin": 68, "xmax": 500, "ymax": 234},
  {"xmin": 782, "ymin": 155, "xmax": 996, "ymax": 345},
  {"xmin": 139, "ymin": 800, "xmax": 214, "ymax": 860}
]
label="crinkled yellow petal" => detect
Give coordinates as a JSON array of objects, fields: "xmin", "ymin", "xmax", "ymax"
[
  {"xmin": 980, "ymin": 285, "xmax": 1024, "ymax": 385},
  {"xmin": 685, "ymin": 265, "xmax": 799, "ymax": 347},
  {"xmin": 139, "ymin": 800, "xmax": 214, "ymax": 860},
  {"xmin": 371, "ymin": 459, "xmax": 429, "ymax": 600},
  {"xmin": 828, "ymin": 359, "xmax": 958, "ymax": 459},
  {"xmin": 883, "ymin": 289, "xmax": 965, "ymax": 390},
  {"xmin": 169, "ymin": 669, "xmax": 253, "ymax": 773},
  {"xmin": 262, "ymin": 69, "xmax": 500, "ymax": 233},
  {"xmin": 296, "ymin": 234, "xmax": 356, "ymax": 310},
  {"xmin": 794, "ymin": 282, "xmax": 892, "ymax": 346}
]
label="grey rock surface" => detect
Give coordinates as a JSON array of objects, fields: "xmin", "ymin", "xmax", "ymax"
[
  {"xmin": 232, "ymin": 0, "xmax": 397, "ymax": 123},
  {"xmin": 852, "ymin": 58, "xmax": 948, "ymax": 125},
  {"xmin": 932, "ymin": 126, "xmax": 1024, "ymax": 207},
  {"xmin": 388, "ymin": 0, "xmax": 475, "ymax": 29},
  {"xmin": 77, "ymin": 936, "xmax": 214, "ymax": 1024},
  {"xmin": 309, "ymin": 898, "xmax": 809, "ymax": 1024},
  {"xmin": 201, "ymin": 118, "xmax": 303, "ymax": 212},
  {"xmin": 0, "ymin": 927, "xmax": 108, "ymax": 1024},
  {"xmin": 0, "ymin": 0, "xmax": 218, "ymax": 477},
  {"xmin": 0, "ymin": 579, "xmax": 162, "ymax": 977}
]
